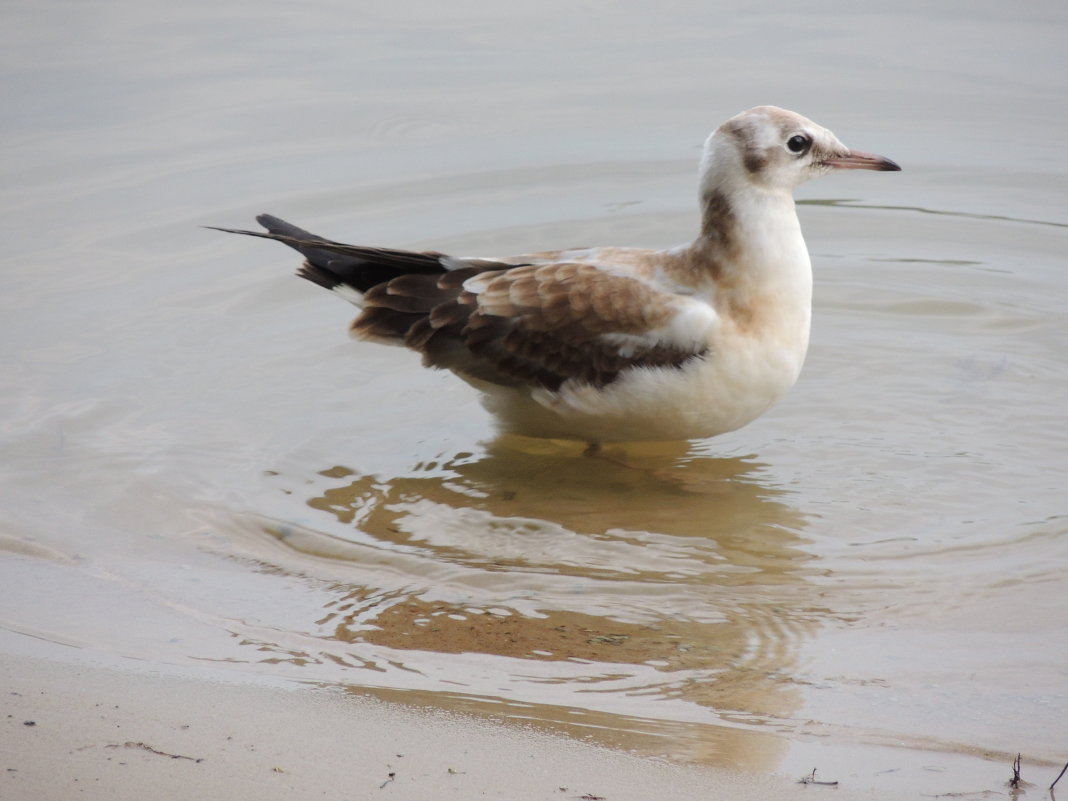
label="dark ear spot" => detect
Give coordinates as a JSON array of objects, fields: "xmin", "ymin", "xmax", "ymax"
[
  {"xmin": 723, "ymin": 118, "xmax": 768, "ymax": 174},
  {"xmin": 743, "ymin": 151, "xmax": 767, "ymax": 174}
]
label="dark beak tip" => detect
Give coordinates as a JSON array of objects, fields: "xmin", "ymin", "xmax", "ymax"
[{"xmin": 882, "ymin": 158, "xmax": 903, "ymax": 172}]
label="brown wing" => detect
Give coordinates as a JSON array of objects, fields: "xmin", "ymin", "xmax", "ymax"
[
  {"xmin": 211, "ymin": 215, "xmax": 707, "ymax": 391},
  {"xmin": 359, "ymin": 261, "xmax": 707, "ymax": 391}
]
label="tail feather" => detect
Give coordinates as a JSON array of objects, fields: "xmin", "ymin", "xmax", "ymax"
[
  {"xmin": 207, "ymin": 213, "xmax": 450, "ymax": 295},
  {"xmin": 210, "ymin": 215, "xmax": 528, "ymax": 383}
]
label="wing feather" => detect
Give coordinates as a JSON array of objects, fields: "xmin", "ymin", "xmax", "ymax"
[
  {"xmin": 213, "ymin": 215, "xmax": 710, "ymax": 392},
  {"xmin": 390, "ymin": 261, "xmax": 710, "ymax": 391}
]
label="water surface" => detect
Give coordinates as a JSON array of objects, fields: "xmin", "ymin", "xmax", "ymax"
[{"xmin": 2, "ymin": 0, "xmax": 1066, "ymax": 794}]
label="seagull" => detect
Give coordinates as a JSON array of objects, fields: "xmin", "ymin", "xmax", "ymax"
[{"xmin": 212, "ymin": 106, "xmax": 899, "ymax": 444}]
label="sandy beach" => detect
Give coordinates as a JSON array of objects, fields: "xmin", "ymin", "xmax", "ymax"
[{"xmin": 3, "ymin": 646, "xmax": 917, "ymax": 801}]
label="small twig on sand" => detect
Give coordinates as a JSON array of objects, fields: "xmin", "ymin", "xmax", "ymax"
[
  {"xmin": 106, "ymin": 741, "xmax": 203, "ymax": 763},
  {"xmin": 1009, "ymin": 754, "xmax": 1022, "ymax": 789},
  {"xmin": 1050, "ymin": 757, "xmax": 1068, "ymax": 791},
  {"xmin": 798, "ymin": 768, "xmax": 839, "ymax": 787},
  {"xmin": 379, "ymin": 771, "xmax": 396, "ymax": 789}
]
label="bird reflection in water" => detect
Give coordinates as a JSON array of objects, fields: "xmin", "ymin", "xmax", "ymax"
[{"xmin": 231, "ymin": 436, "xmax": 827, "ymax": 762}]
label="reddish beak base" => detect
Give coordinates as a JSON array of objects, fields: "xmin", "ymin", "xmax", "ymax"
[{"xmin": 824, "ymin": 149, "xmax": 901, "ymax": 171}]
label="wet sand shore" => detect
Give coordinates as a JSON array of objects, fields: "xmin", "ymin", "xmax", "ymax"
[{"xmin": 2, "ymin": 650, "xmax": 908, "ymax": 801}]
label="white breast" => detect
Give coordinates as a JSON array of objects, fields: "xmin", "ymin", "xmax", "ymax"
[{"xmin": 475, "ymin": 304, "xmax": 809, "ymax": 443}]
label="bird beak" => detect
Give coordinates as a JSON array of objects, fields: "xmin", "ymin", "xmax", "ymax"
[{"xmin": 823, "ymin": 149, "xmax": 901, "ymax": 171}]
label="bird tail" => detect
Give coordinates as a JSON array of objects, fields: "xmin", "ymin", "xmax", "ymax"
[{"xmin": 206, "ymin": 214, "xmax": 449, "ymax": 302}]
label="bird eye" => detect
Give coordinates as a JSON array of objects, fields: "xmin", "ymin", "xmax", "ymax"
[{"xmin": 786, "ymin": 134, "xmax": 811, "ymax": 155}]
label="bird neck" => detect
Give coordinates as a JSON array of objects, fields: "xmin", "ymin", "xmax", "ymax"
[
  {"xmin": 696, "ymin": 182, "xmax": 804, "ymax": 274},
  {"xmin": 686, "ymin": 182, "xmax": 812, "ymax": 338}
]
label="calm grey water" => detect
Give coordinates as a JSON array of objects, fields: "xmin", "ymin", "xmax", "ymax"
[{"xmin": 2, "ymin": 0, "xmax": 1066, "ymax": 792}]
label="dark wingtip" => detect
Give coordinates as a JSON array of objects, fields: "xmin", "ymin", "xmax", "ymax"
[
  {"xmin": 254, "ymin": 213, "xmax": 323, "ymax": 242},
  {"xmin": 203, "ymin": 224, "xmax": 260, "ymax": 236},
  {"xmin": 256, "ymin": 213, "xmax": 285, "ymax": 229}
]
